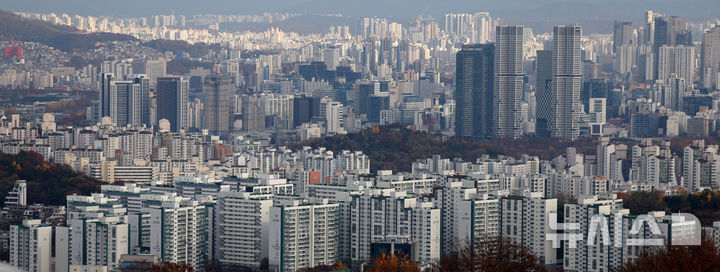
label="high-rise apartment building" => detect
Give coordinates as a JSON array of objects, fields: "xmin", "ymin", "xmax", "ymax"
[
  {"xmin": 551, "ymin": 25, "xmax": 583, "ymax": 141},
  {"xmin": 657, "ymin": 45, "xmax": 695, "ymax": 83},
  {"xmin": 56, "ymin": 193, "xmax": 129, "ymax": 272},
  {"xmin": 443, "ymin": 12, "xmax": 493, "ymax": 43},
  {"xmin": 562, "ymin": 195, "xmax": 625, "ymax": 272},
  {"xmin": 269, "ymin": 199, "xmax": 340, "ymax": 272},
  {"xmin": 10, "ymin": 219, "xmax": 52, "ymax": 272},
  {"xmin": 434, "ymin": 179, "xmax": 500, "ymax": 256},
  {"xmin": 156, "ymin": 77, "xmax": 189, "ymax": 132},
  {"xmin": 455, "ymin": 44, "xmax": 494, "ymax": 138},
  {"xmin": 494, "ymin": 25, "xmax": 524, "ymax": 138},
  {"xmin": 701, "ymin": 26, "xmax": 720, "ymax": 90},
  {"xmin": 348, "ymin": 189, "xmax": 440, "ymax": 267},
  {"xmin": 61, "ymin": 215, "xmax": 129, "ymax": 271},
  {"xmin": 145, "ymin": 197, "xmax": 207, "ymax": 271},
  {"xmin": 613, "ymin": 21, "xmax": 634, "ymax": 52},
  {"xmin": 500, "ymin": 192, "xmax": 557, "ymax": 265},
  {"xmin": 215, "ymin": 191, "xmax": 273, "ymax": 269}
]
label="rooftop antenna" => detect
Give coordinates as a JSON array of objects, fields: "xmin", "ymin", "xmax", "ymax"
[{"xmin": 213, "ymin": 53, "xmax": 221, "ymax": 76}]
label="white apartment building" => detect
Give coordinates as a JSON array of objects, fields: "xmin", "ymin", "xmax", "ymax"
[
  {"xmin": 145, "ymin": 197, "xmax": 207, "ymax": 271},
  {"xmin": 434, "ymin": 180, "xmax": 500, "ymax": 256},
  {"xmin": 269, "ymin": 199, "xmax": 340, "ymax": 272},
  {"xmin": 10, "ymin": 219, "xmax": 52, "ymax": 272},
  {"xmin": 4, "ymin": 179, "xmax": 27, "ymax": 206},
  {"xmin": 56, "ymin": 214, "xmax": 129, "ymax": 272},
  {"xmin": 563, "ymin": 194, "xmax": 625, "ymax": 272},
  {"xmin": 348, "ymin": 189, "xmax": 440, "ymax": 267},
  {"xmin": 215, "ymin": 191, "xmax": 273, "ymax": 269},
  {"xmin": 57, "ymin": 193, "xmax": 129, "ymax": 272},
  {"xmin": 500, "ymin": 192, "xmax": 557, "ymax": 265}
]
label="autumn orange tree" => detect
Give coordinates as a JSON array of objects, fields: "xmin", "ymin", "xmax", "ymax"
[
  {"xmin": 619, "ymin": 236, "xmax": 720, "ymax": 272},
  {"xmin": 429, "ymin": 235, "xmax": 545, "ymax": 272},
  {"xmin": 365, "ymin": 253, "xmax": 420, "ymax": 272}
]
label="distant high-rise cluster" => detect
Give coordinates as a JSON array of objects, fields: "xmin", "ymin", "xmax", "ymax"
[{"xmin": 444, "ymin": 12, "xmax": 495, "ymax": 43}]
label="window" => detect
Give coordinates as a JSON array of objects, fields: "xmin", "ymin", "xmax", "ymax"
[{"xmin": 373, "ymin": 225, "xmax": 382, "ymax": 235}]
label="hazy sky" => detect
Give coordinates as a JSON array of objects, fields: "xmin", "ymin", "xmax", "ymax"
[{"xmin": 3, "ymin": 0, "xmax": 719, "ymax": 32}]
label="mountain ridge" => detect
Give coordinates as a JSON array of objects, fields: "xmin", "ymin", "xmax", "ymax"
[{"xmin": 0, "ymin": 9, "xmax": 137, "ymax": 51}]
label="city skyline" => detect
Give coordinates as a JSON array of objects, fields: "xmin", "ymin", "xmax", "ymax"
[
  {"xmin": 4, "ymin": 1, "xmax": 720, "ymax": 33},
  {"xmin": 3, "ymin": 2, "xmax": 720, "ymax": 272}
]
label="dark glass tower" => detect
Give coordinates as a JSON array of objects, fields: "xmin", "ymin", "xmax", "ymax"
[
  {"xmin": 157, "ymin": 77, "xmax": 189, "ymax": 132},
  {"xmin": 535, "ymin": 50, "xmax": 553, "ymax": 138},
  {"xmin": 455, "ymin": 44, "xmax": 494, "ymax": 138}
]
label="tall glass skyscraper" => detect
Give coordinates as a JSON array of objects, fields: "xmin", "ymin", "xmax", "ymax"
[
  {"xmin": 455, "ymin": 44, "xmax": 494, "ymax": 138},
  {"xmin": 535, "ymin": 50, "xmax": 553, "ymax": 138},
  {"xmin": 156, "ymin": 76, "xmax": 189, "ymax": 132}
]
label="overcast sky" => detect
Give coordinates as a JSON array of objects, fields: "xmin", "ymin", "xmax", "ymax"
[{"xmin": 3, "ymin": 0, "xmax": 718, "ymax": 32}]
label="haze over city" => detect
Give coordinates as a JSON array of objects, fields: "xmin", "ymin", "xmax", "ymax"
[
  {"xmin": 5, "ymin": 0, "xmax": 720, "ymax": 32},
  {"xmin": 1, "ymin": 0, "xmax": 720, "ymax": 272}
]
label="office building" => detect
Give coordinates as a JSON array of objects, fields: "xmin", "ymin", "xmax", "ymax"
[
  {"xmin": 551, "ymin": 25, "xmax": 583, "ymax": 141},
  {"xmin": 536, "ymin": 50, "xmax": 553, "ymax": 137},
  {"xmin": 99, "ymin": 74, "xmax": 150, "ymax": 126},
  {"xmin": 203, "ymin": 76, "xmax": 234, "ymax": 135},
  {"xmin": 156, "ymin": 77, "xmax": 189, "ymax": 132},
  {"xmin": 293, "ymin": 95, "xmax": 321, "ymax": 127},
  {"xmin": 322, "ymin": 47, "xmax": 340, "ymax": 71},
  {"xmin": 494, "ymin": 25, "xmax": 524, "ymax": 138},
  {"xmin": 455, "ymin": 44, "xmax": 494, "ymax": 138},
  {"xmin": 243, "ymin": 95, "xmax": 266, "ymax": 132},
  {"xmin": 145, "ymin": 59, "xmax": 167, "ymax": 84},
  {"xmin": 354, "ymin": 82, "xmax": 377, "ymax": 117},
  {"xmin": 588, "ymin": 98, "xmax": 606, "ymax": 136}
]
